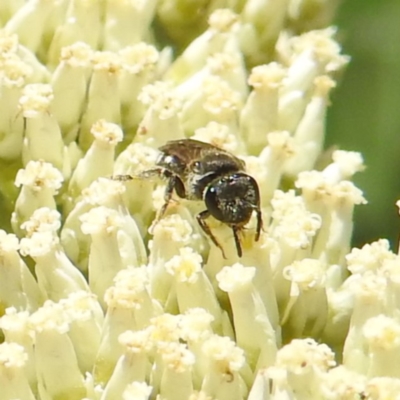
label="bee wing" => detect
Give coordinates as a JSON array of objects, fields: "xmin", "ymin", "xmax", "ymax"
[{"xmin": 160, "ymin": 139, "xmax": 245, "ymax": 171}]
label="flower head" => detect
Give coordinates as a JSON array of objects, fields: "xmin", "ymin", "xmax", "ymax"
[{"xmin": 0, "ymin": 1, "xmax": 390, "ymax": 399}]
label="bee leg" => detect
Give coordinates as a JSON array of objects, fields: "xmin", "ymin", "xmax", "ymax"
[
  {"xmin": 196, "ymin": 210, "xmax": 227, "ymax": 259},
  {"xmin": 149, "ymin": 171, "xmax": 182, "ymax": 233},
  {"xmin": 159, "ymin": 174, "xmax": 178, "ymax": 218},
  {"xmin": 255, "ymin": 208, "xmax": 263, "ymax": 241},
  {"xmin": 110, "ymin": 174, "xmax": 135, "ymax": 181},
  {"xmin": 110, "ymin": 168, "xmax": 163, "ymax": 181},
  {"xmin": 232, "ymin": 226, "xmax": 243, "ymax": 258},
  {"xmin": 138, "ymin": 168, "xmax": 165, "ymax": 180}
]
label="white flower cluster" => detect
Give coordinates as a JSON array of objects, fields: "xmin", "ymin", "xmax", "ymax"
[{"xmin": 0, "ymin": 1, "xmax": 398, "ymax": 400}]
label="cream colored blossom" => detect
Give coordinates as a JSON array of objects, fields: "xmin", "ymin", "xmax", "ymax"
[
  {"xmin": 0, "ymin": 341, "xmax": 35, "ymax": 400},
  {"xmin": 0, "ymin": 1, "xmax": 390, "ymax": 399},
  {"xmin": 12, "ymin": 160, "xmax": 64, "ymax": 236}
]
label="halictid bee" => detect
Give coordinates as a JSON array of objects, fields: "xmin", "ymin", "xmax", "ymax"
[{"xmin": 124, "ymin": 139, "xmax": 263, "ymax": 258}]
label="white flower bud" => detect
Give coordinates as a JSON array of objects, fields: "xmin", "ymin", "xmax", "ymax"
[
  {"xmin": 312, "ymin": 180, "xmax": 366, "ymax": 266},
  {"xmin": 346, "ymin": 240, "xmax": 394, "ymax": 276},
  {"xmin": 148, "ymin": 214, "xmax": 200, "ymax": 306},
  {"xmin": 69, "ymin": 120, "xmax": 123, "ymax": 199},
  {"xmin": 105, "ymin": 329, "xmax": 154, "ymax": 399},
  {"xmin": 271, "ymin": 190, "xmax": 321, "ymax": 253},
  {"xmin": 149, "ymin": 313, "xmax": 182, "ymax": 344},
  {"xmin": 12, "ymin": 160, "xmax": 64, "ymax": 236},
  {"xmin": 0, "ymin": 55, "xmax": 27, "ymax": 160},
  {"xmin": 20, "ymin": 230, "xmax": 90, "ymax": 301},
  {"xmin": 47, "ymin": 0, "xmax": 103, "ymax": 67},
  {"xmin": 0, "ymin": 308, "xmax": 36, "ymax": 387},
  {"xmin": 240, "ymin": 63, "xmax": 286, "ymax": 154},
  {"xmin": 363, "ymin": 315, "xmax": 400, "ymax": 378},
  {"xmin": 284, "ymin": 75, "xmax": 336, "ymax": 176},
  {"xmin": 80, "ymin": 206, "xmax": 125, "ymax": 306},
  {"xmin": 0, "ymin": 229, "xmax": 43, "ymax": 311},
  {"xmin": 201, "ymin": 334, "xmax": 248, "ymax": 400},
  {"xmin": 278, "ymin": 28, "xmax": 347, "ymax": 134},
  {"xmin": 193, "ymin": 121, "xmax": 240, "ymax": 154},
  {"xmin": 61, "ymin": 291, "xmax": 104, "ymax": 374},
  {"xmin": 60, "ymin": 197, "xmax": 94, "ymax": 274},
  {"xmin": 0, "ymin": 342, "xmax": 35, "ymax": 400},
  {"xmin": 122, "ymin": 381, "xmax": 153, "ymax": 400},
  {"xmin": 19, "ymin": 83, "xmax": 68, "ymax": 174},
  {"xmin": 179, "ymin": 308, "xmax": 215, "ymax": 388},
  {"xmin": 269, "ymin": 339, "xmax": 336, "ymax": 398},
  {"xmin": 218, "ymin": 263, "xmax": 277, "ymax": 369},
  {"xmin": 242, "ymin": 0, "xmax": 289, "ymax": 61},
  {"xmin": 322, "ymin": 150, "xmax": 365, "ymax": 183},
  {"xmin": 94, "ymin": 271, "xmax": 156, "ymax": 385},
  {"xmin": 257, "ymin": 131, "xmax": 295, "ymax": 204},
  {"xmin": 165, "ymin": 248, "xmax": 224, "ymax": 331},
  {"xmin": 281, "ymin": 258, "xmax": 328, "ymax": 339},
  {"xmin": 20, "ymin": 207, "xmax": 61, "ymax": 237},
  {"xmin": 165, "ymin": 9, "xmax": 240, "ymax": 83},
  {"xmin": 181, "ymin": 75, "xmax": 242, "ymax": 135},
  {"xmin": 118, "ymin": 43, "xmax": 159, "ymax": 132},
  {"xmin": 343, "ymin": 273, "xmax": 387, "ymax": 373},
  {"xmin": 4, "ymin": 0, "xmax": 60, "ymax": 53},
  {"xmin": 30, "ymin": 300, "xmax": 86, "ymax": 399},
  {"xmin": 157, "ymin": 342, "xmax": 195, "ymax": 400},
  {"xmin": 365, "ymin": 377, "xmax": 400, "ymax": 400},
  {"xmin": 113, "ymin": 143, "xmax": 159, "ymax": 233},
  {"xmin": 320, "ymin": 366, "xmax": 366, "ymax": 400},
  {"xmin": 296, "ymin": 168, "xmax": 366, "ymax": 267},
  {"xmin": 91, "ymin": 178, "xmax": 148, "ymax": 266},
  {"xmin": 51, "ymin": 42, "xmax": 93, "ymax": 143},
  {"xmin": 103, "ymin": 0, "xmax": 157, "ymax": 51},
  {"xmin": 207, "ymin": 52, "xmax": 248, "ymax": 98},
  {"xmin": 175, "ymin": 51, "xmax": 248, "ymax": 104},
  {"xmin": 79, "ymin": 51, "xmax": 122, "ymax": 150},
  {"xmin": 137, "ymin": 81, "xmax": 184, "ymax": 147}
]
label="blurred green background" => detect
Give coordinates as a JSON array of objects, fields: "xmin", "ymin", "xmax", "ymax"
[{"xmin": 328, "ymin": 0, "xmax": 400, "ymax": 250}]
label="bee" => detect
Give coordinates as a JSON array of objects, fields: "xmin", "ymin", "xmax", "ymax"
[{"xmin": 122, "ymin": 139, "xmax": 262, "ymax": 258}]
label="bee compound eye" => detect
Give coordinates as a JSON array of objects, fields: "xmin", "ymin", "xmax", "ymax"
[{"xmin": 204, "ymin": 185, "xmax": 225, "ymax": 222}]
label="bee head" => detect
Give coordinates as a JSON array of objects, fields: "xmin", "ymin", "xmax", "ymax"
[{"xmin": 204, "ymin": 173, "xmax": 260, "ymax": 226}]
